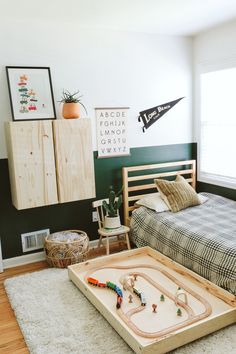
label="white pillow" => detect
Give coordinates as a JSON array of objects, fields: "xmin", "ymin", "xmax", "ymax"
[
  {"xmin": 198, "ymin": 194, "xmax": 208, "ymax": 204},
  {"xmin": 136, "ymin": 193, "xmax": 169, "ymax": 212},
  {"xmin": 136, "ymin": 192, "xmax": 208, "ymax": 213}
]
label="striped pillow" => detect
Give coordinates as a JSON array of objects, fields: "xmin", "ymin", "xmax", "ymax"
[{"xmin": 155, "ymin": 175, "xmax": 200, "ymax": 212}]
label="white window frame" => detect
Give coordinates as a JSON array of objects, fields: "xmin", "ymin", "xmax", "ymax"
[{"xmin": 196, "ymin": 58, "xmax": 236, "ymax": 190}]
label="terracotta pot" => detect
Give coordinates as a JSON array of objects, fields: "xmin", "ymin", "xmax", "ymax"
[
  {"xmin": 104, "ymin": 215, "xmax": 121, "ymax": 229},
  {"xmin": 62, "ymin": 103, "xmax": 80, "ymax": 119}
]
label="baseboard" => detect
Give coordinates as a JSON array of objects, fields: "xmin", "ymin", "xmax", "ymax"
[
  {"xmin": 3, "ymin": 251, "xmax": 46, "ymax": 269},
  {"xmin": 2, "ymin": 237, "xmax": 117, "ymax": 270}
]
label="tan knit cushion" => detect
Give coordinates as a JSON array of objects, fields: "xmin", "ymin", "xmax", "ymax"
[{"xmin": 155, "ymin": 175, "xmax": 200, "ymax": 212}]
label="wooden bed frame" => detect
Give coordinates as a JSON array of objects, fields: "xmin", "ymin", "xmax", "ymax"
[{"xmin": 122, "ymin": 159, "xmax": 196, "ymax": 226}]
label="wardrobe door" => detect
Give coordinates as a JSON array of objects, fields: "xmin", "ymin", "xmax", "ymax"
[
  {"xmin": 5, "ymin": 121, "xmax": 58, "ymax": 209},
  {"xmin": 53, "ymin": 119, "xmax": 96, "ymax": 203}
]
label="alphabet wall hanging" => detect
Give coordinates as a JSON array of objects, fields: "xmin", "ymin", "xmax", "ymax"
[
  {"xmin": 95, "ymin": 107, "xmax": 130, "ymax": 158},
  {"xmin": 138, "ymin": 97, "xmax": 184, "ymax": 132}
]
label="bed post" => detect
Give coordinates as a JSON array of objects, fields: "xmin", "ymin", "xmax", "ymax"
[
  {"xmin": 122, "ymin": 167, "xmax": 129, "ymax": 226},
  {"xmin": 191, "ymin": 160, "xmax": 196, "ymax": 190}
]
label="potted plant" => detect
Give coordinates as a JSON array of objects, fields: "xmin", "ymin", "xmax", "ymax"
[
  {"xmin": 102, "ymin": 186, "xmax": 123, "ymax": 229},
  {"xmin": 59, "ymin": 90, "xmax": 87, "ymax": 119}
]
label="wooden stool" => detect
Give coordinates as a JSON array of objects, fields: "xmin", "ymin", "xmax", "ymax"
[{"xmin": 92, "ymin": 199, "xmax": 131, "ymax": 255}]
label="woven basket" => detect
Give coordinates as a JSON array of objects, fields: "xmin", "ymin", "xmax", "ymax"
[{"xmin": 44, "ymin": 230, "xmax": 89, "ymax": 268}]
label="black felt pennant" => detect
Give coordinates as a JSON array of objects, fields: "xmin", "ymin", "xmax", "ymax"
[{"xmin": 138, "ymin": 97, "xmax": 184, "ymax": 132}]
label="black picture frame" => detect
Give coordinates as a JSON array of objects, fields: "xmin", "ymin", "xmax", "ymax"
[{"xmin": 6, "ymin": 66, "xmax": 56, "ymax": 121}]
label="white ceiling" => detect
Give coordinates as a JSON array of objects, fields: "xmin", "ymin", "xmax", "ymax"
[{"xmin": 2, "ymin": 0, "xmax": 236, "ymax": 36}]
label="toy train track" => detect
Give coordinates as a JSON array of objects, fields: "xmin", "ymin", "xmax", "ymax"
[{"xmin": 85, "ymin": 264, "xmax": 212, "ymax": 339}]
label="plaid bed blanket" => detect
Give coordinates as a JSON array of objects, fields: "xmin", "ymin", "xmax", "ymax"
[{"xmin": 130, "ymin": 193, "xmax": 236, "ymax": 295}]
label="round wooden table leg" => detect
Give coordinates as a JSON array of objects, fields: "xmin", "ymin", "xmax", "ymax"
[
  {"xmin": 125, "ymin": 233, "xmax": 131, "ymax": 250},
  {"xmin": 106, "ymin": 236, "xmax": 110, "ymax": 255},
  {"xmin": 97, "ymin": 234, "xmax": 103, "ymax": 248}
]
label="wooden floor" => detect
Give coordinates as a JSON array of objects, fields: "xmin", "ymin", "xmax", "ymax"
[
  {"xmin": 0, "ymin": 261, "xmax": 48, "ymax": 354},
  {"xmin": 0, "ymin": 242, "xmax": 127, "ymax": 354}
]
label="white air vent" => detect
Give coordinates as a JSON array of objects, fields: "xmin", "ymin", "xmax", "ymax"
[{"xmin": 21, "ymin": 229, "xmax": 50, "ymax": 253}]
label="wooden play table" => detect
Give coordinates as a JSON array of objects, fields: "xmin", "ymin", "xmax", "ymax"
[{"xmin": 68, "ymin": 247, "xmax": 236, "ymax": 354}]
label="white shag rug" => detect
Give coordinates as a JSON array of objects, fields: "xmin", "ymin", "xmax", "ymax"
[{"xmin": 4, "ymin": 269, "xmax": 236, "ymax": 354}]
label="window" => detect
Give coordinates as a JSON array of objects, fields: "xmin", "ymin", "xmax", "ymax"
[{"xmin": 198, "ymin": 66, "xmax": 236, "ymax": 189}]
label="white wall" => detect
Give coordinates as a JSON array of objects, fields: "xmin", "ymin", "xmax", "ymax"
[
  {"xmin": 193, "ymin": 20, "xmax": 236, "ymax": 64},
  {"xmin": 0, "ymin": 19, "xmax": 193, "ymax": 158},
  {"xmin": 193, "ymin": 20, "xmax": 236, "ymax": 140}
]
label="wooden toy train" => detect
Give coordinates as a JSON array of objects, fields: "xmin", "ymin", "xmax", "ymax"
[
  {"xmin": 87, "ymin": 277, "xmax": 123, "ymax": 308},
  {"xmin": 87, "ymin": 277, "xmax": 146, "ymax": 308}
]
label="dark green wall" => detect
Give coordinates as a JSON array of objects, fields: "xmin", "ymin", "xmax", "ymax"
[{"xmin": 0, "ymin": 143, "xmax": 196, "ymax": 259}]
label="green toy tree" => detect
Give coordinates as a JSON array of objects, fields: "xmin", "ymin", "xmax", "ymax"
[{"xmin": 177, "ymin": 308, "xmax": 182, "ymax": 316}]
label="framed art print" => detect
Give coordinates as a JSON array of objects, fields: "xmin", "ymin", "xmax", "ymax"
[{"xmin": 6, "ymin": 66, "xmax": 56, "ymax": 121}]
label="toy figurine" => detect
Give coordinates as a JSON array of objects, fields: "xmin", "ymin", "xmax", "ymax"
[
  {"xmin": 133, "ymin": 274, "xmax": 138, "ymax": 281},
  {"xmin": 160, "ymin": 294, "xmax": 165, "ymax": 301},
  {"xmin": 177, "ymin": 308, "xmax": 182, "ymax": 316},
  {"xmin": 152, "ymin": 304, "xmax": 157, "ymax": 313},
  {"xmin": 128, "ymin": 294, "xmax": 133, "ymax": 303}
]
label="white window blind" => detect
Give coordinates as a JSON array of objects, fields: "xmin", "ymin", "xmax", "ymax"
[{"xmin": 199, "ymin": 66, "xmax": 236, "ymax": 189}]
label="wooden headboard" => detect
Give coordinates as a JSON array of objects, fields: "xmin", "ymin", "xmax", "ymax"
[{"xmin": 122, "ymin": 160, "xmax": 196, "ymax": 226}]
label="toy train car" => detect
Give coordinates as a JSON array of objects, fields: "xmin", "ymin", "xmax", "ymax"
[
  {"xmin": 133, "ymin": 287, "xmax": 146, "ymax": 306},
  {"xmin": 116, "ymin": 296, "xmax": 122, "ymax": 309},
  {"xmin": 98, "ymin": 282, "xmax": 107, "ymax": 288},
  {"xmin": 106, "ymin": 281, "xmax": 116, "ymax": 291},
  {"xmin": 115, "ymin": 286, "xmax": 123, "ymax": 297},
  {"xmin": 87, "ymin": 277, "xmax": 99, "ymax": 286},
  {"xmin": 133, "ymin": 287, "xmax": 140, "ymax": 296},
  {"xmin": 140, "ymin": 293, "xmax": 146, "ymax": 306}
]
